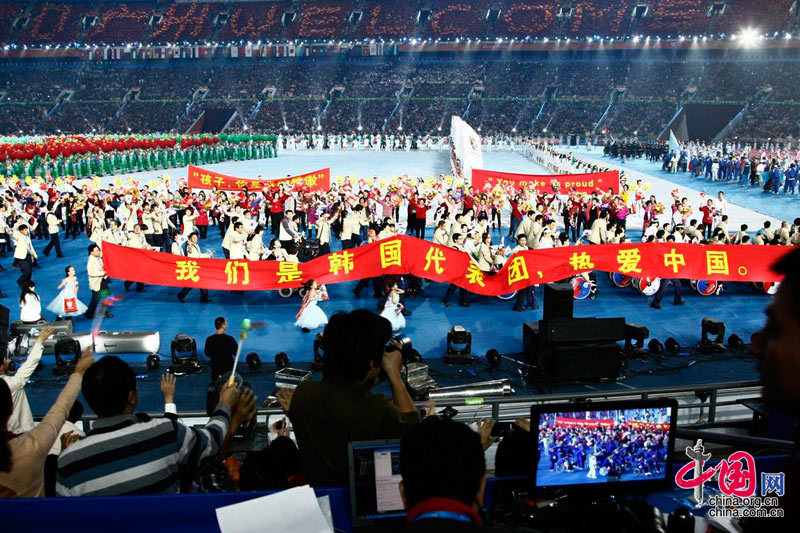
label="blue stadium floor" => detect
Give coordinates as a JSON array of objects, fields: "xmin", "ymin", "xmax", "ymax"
[{"xmin": 2, "ymin": 150, "xmax": 771, "ymax": 414}]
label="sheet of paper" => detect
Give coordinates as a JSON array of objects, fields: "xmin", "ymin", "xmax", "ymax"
[
  {"xmin": 317, "ymin": 495, "xmax": 333, "ymax": 531},
  {"xmin": 216, "ymin": 485, "xmax": 333, "ymax": 533}
]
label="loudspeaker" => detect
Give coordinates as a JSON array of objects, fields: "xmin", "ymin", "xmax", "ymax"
[
  {"xmin": 543, "ymin": 282, "xmax": 573, "ymax": 320},
  {"xmin": 539, "ymin": 342, "xmax": 621, "ymax": 381},
  {"xmin": 539, "ymin": 317, "xmax": 626, "ymax": 344},
  {"xmin": 522, "ymin": 322, "xmax": 540, "ymax": 362}
]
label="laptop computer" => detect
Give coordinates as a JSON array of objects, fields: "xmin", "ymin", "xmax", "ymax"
[{"xmin": 348, "ymin": 439, "xmax": 407, "ymax": 527}]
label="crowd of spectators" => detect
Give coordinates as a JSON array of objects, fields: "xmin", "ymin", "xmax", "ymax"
[
  {"xmin": 2, "ymin": 53, "xmax": 800, "ymax": 139},
  {"xmin": 1, "ymin": 1, "xmax": 791, "ymax": 45}
]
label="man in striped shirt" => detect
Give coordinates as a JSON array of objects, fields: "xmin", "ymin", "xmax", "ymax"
[{"xmin": 56, "ymin": 356, "xmax": 251, "ymax": 496}]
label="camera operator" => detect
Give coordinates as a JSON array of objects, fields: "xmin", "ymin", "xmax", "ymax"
[{"xmin": 284, "ymin": 309, "xmax": 419, "ymax": 486}]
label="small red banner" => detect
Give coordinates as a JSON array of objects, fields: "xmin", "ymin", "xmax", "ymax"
[
  {"xmin": 187, "ymin": 165, "xmax": 330, "ymax": 192},
  {"xmin": 472, "ymin": 168, "xmax": 620, "ymax": 194}
]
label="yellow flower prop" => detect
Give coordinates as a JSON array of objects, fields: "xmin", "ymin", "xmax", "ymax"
[
  {"xmin": 335, "ymin": 175, "xmax": 345, "ymax": 185},
  {"xmin": 378, "ymin": 178, "xmax": 387, "ymax": 189},
  {"xmin": 24, "ymin": 177, "xmax": 33, "ymax": 186},
  {"xmin": 0, "ymin": 177, "xmax": 5, "ymax": 185},
  {"xmin": 92, "ymin": 177, "xmax": 100, "ymax": 187},
  {"xmin": 127, "ymin": 176, "xmax": 136, "ymax": 185},
  {"xmin": 113, "ymin": 177, "xmax": 122, "ymax": 186},
  {"xmin": 147, "ymin": 180, "xmax": 158, "ymax": 189},
  {"xmin": 642, "ymin": 183, "xmax": 652, "ymax": 192},
  {"xmin": 55, "ymin": 178, "xmax": 63, "ymax": 186},
  {"xmin": 162, "ymin": 174, "xmax": 171, "ymax": 183}
]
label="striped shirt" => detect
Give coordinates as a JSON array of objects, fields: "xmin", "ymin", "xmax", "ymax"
[{"xmin": 56, "ymin": 405, "xmax": 230, "ymax": 496}]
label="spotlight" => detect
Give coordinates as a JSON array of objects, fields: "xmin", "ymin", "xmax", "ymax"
[
  {"xmin": 275, "ymin": 351, "xmax": 290, "ymax": 369},
  {"xmin": 665, "ymin": 337, "xmax": 680, "ymax": 353},
  {"xmin": 53, "ymin": 337, "xmax": 81, "ymax": 376},
  {"xmin": 486, "ymin": 348, "xmax": 501, "ymax": 368},
  {"xmin": 246, "ymin": 352, "xmax": 262, "ymax": 369},
  {"xmin": 648, "ymin": 338, "xmax": 664, "ymax": 354},
  {"xmin": 170, "ymin": 334, "xmax": 196, "ymax": 362},
  {"xmin": 446, "ymin": 326, "xmax": 473, "ymax": 364},
  {"xmin": 146, "ymin": 353, "xmax": 161, "ymax": 370},
  {"xmin": 169, "ymin": 334, "xmax": 200, "ymax": 375},
  {"xmin": 624, "ymin": 323, "xmax": 650, "ymax": 356},
  {"xmin": 727, "ymin": 334, "xmax": 745, "ymax": 351},
  {"xmin": 700, "ymin": 317, "xmax": 726, "ymax": 354}
]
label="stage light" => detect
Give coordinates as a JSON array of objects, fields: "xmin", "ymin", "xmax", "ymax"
[
  {"xmin": 446, "ymin": 326, "xmax": 473, "ymax": 364},
  {"xmin": 316, "ymin": 124, "xmax": 322, "ymax": 131},
  {"xmin": 411, "ymin": 38, "xmax": 417, "ymax": 45},
  {"xmin": 728, "ymin": 334, "xmax": 745, "ymax": 351},
  {"xmin": 146, "ymin": 353, "xmax": 160, "ymax": 370},
  {"xmin": 512, "ymin": 127, "xmax": 517, "ymax": 132},
  {"xmin": 245, "ymin": 352, "xmax": 261, "ymax": 369},
  {"xmin": 739, "ymin": 27, "xmax": 760, "ymax": 46},
  {"xmin": 700, "ymin": 318, "xmax": 726, "ymax": 354},
  {"xmin": 632, "ymin": 36, "xmax": 640, "ymax": 44},
  {"xmin": 543, "ymin": 37, "xmax": 548, "ymax": 43},
  {"xmin": 54, "ymin": 337, "xmax": 81, "ymax": 372},
  {"xmin": 648, "ymin": 338, "xmax": 664, "ymax": 354},
  {"xmin": 486, "ymin": 348, "xmax": 501, "ymax": 368},
  {"xmin": 786, "ymin": 33, "xmax": 793, "ymax": 40},
  {"xmin": 665, "ymin": 337, "xmax": 680, "ymax": 353},
  {"xmin": 398, "ymin": 126, "xmax": 402, "ymax": 131},
  {"xmin": 357, "ymin": 125, "xmax": 362, "ymax": 131},
  {"xmin": 624, "ymin": 323, "xmax": 650, "ymax": 355},
  {"xmin": 633, "ymin": 130, "xmax": 638, "ymax": 135},
  {"xmin": 275, "ymin": 352, "xmax": 290, "ymax": 369}
]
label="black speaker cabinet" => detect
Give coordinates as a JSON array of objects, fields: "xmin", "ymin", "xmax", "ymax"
[
  {"xmin": 543, "ymin": 282, "xmax": 574, "ymax": 320},
  {"xmin": 539, "ymin": 317, "xmax": 626, "ymax": 344},
  {"xmin": 539, "ymin": 342, "xmax": 622, "ymax": 381},
  {"xmin": 522, "ymin": 322, "xmax": 540, "ymax": 362},
  {"xmin": 0, "ymin": 304, "xmax": 8, "ymax": 355}
]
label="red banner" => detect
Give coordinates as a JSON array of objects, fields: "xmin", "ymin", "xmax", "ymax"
[
  {"xmin": 625, "ymin": 421, "xmax": 670, "ymax": 432},
  {"xmin": 555, "ymin": 417, "xmax": 615, "ymax": 430},
  {"xmin": 101, "ymin": 236, "xmax": 789, "ymax": 294},
  {"xmin": 472, "ymin": 168, "xmax": 620, "ymax": 194},
  {"xmin": 187, "ymin": 165, "xmax": 330, "ymax": 192}
]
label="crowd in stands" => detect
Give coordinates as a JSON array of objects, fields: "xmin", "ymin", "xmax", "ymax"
[
  {"xmin": 2, "ymin": 52, "xmax": 800, "ymax": 140},
  {"xmin": 0, "ymin": 0, "xmax": 791, "ymax": 46}
]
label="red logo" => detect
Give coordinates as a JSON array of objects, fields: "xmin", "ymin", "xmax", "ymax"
[{"xmin": 674, "ymin": 439, "xmax": 756, "ymax": 505}]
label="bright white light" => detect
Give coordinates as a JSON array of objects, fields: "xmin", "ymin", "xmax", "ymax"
[
  {"xmin": 633, "ymin": 131, "xmax": 638, "ymax": 135},
  {"xmin": 632, "ymin": 36, "xmax": 640, "ymax": 44},
  {"xmin": 543, "ymin": 37, "xmax": 549, "ymax": 43},
  {"xmin": 512, "ymin": 127, "xmax": 517, "ymax": 132},
  {"xmin": 739, "ymin": 27, "xmax": 760, "ymax": 46},
  {"xmin": 543, "ymin": 128, "xmax": 547, "ymax": 133},
  {"xmin": 317, "ymin": 125, "xmax": 322, "ymax": 131},
  {"xmin": 411, "ymin": 38, "xmax": 417, "ymax": 45},
  {"xmin": 786, "ymin": 33, "xmax": 792, "ymax": 40},
  {"xmin": 397, "ymin": 126, "xmax": 402, "ymax": 131},
  {"xmin": 283, "ymin": 125, "xmax": 288, "ymax": 130},
  {"xmin": 357, "ymin": 125, "xmax": 363, "ymax": 131}
]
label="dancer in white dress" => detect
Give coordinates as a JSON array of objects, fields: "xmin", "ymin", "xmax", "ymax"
[
  {"xmin": 47, "ymin": 266, "xmax": 88, "ymax": 319},
  {"xmin": 295, "ymin": 280, "xmax": 328, "ymax": 332},
  {"xmin": 380, "ymin": 281, "xmax": 406, "ymax": 331}
]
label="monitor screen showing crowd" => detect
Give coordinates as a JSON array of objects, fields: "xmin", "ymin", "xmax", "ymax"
[{"xmin": 533, "ymin": 403, "xmax": 674, "ymax": 489}]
